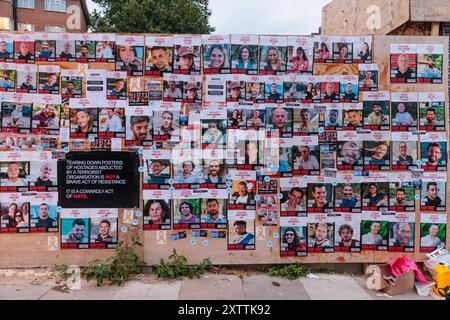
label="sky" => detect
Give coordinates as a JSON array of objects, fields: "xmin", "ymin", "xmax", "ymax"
[{"xmin": 86, "ymin": 0, "xmax": 332, "ymax": 35}]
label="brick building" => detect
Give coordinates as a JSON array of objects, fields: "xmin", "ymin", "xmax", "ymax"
[{"xmin": 0, "ymin": 0, "xmax": 90, "ymax": 32}]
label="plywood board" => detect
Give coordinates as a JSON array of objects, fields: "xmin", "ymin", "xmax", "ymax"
[
  {"xmin": 411, "ymin": 0, "xmax": 450, "ymax": 22},
  {"xmin": 322, "ymin": 0, "xmax": 410, "ymax": 35}
]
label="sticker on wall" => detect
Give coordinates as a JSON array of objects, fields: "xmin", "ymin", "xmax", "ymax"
[
  {"xmin": 47, "ymin": 236, "xmax": 59, "ymax": 251},
  {"xmin": 267, "ymin": 241, "xmax": 273, "ymax": 248},
  {"xmin": 123, "ymin": 209, "xmax": 134, "ymax": 224},
  {"xmin": 156, "ymin": 230, "xmax": 167, "ymax": 245},
  {"xmin": 121, "ymin": 226, "xmax": 128, "ymax": 233},
  {"xmin": 256, "ymin": 226, "xmax": 266, "ymax": 241},
  {"xmin": 203, "ymin": 240, "xmax": 209, "ymax": 246}
]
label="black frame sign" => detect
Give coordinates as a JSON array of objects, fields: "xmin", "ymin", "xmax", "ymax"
[{"xmin": 58, "ymin": 152, "xmax": 140, "ymax": 208}]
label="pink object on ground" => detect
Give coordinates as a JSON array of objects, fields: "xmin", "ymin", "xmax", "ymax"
[{"xmin": 389, "ymin": 255, "xmax": 428, "ymax": 284}]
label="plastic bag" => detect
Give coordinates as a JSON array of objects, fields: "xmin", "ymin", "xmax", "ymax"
[{"xmin": 389, "ymin": 255, "xmax": 428, "ymax": 284}]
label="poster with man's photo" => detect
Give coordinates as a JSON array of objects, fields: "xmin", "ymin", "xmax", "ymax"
[
  {"xmin": 29, "ymin": 159, "xmax": 58, "ymax": 192},
  {"xmin": 361, "ymin": 173, "xmax": 390, "ymax": 211},
  {"xmin": 363, "ymin": 91, "xmax": 390, "ymax": 131},
  {"xmin": 1, "ymin": 100, "xmax": 32, "ymax": 134},
  {"xmin": 69, "ymin": 98, "xmax": 99, "ymax": 140},
  {"xmin": 339, "ymin": 75, "xmax": 358, "ymax": 103},
  {"xmin": 202, "ymin": 34, "xmax": 230, "ymax": 75},
  {"xmin": 31, "ymin": 95, "xmax": 61, "ymax": 135},
  {"xmin": 34, "ymin": 33, "xmax": 57, "ymax": 62},
  {"xmin": 201, "ymin": 149, "xmax": 227, "ymax": 189},
  {"xmin": 90, "ymin": 209, "xmax": 118, "ymax": 249},
  {"xmin": 60, "ymin": 208, "xmax": 90, "ymax": 249},
  {"xmin": 228, "ymin": 169, "xmax": 256, "ymax": 210},
  {"xmin": 388, "ymin": 212, "xmax": 415, "ymax": 253},
  {"xmin": 263, "ymin": 137, "xmax": 293, "ymax": 178},
  {"xmin": 420, "ymin": 172, "xmax": 446, "ymax": 212},
  {"xmin": 106, "ymin": 71, "xmax": 127, "ymax": 100},
  {"xmin": 391, "ymin": 132, "xmax": 418, "ymax": 171},
  {"xmin": 307, "ymin": 212, "xmax": 334, "ymax": 253},
  {"xmin": 74, "ymin": 34, "xmax": 96, "ymax": 63},
  {"xmin": 292, "ymin": 135, "xmax": 320, "ymax": 175},
  {"xmin": 417, "ymin": 44, "xmax": 443, "ymax": 84},
  {"xmin": 363, "ymin": 131, "xmax": 391, "ymax": 171},
  {"xmin": 143, "ymin": 189, "xmax": 171, "ymax": 230},
  {"xmin": 391, "ymin": 92, "xmax": 418, "ymax": 132},
  {"xmin": 0, "ymin": 33, "xmax": 14, "ymax": 63},
  {"xmin": 287, "ymin": 36, "xmax": 314, "ymax": 74},
  {"xmin": 388, "ymin": 173, "xmax": 415, "ymax": 212},
  {"xmin": 420, "ymin": 132, "xmax": 447, "ymax": 172},
  {"xmin": 306, "ymin": 176, "xmax": 334, "ymax": 213},
  {"xmin": 280, "ymin": 177, "xmax": 307, "ymax": 216},
  {"xmin": 201, "ymin": 189, "xmax": 228, "ymax": 229},
  {"xmin": 390, "ymin": 44, "xmax": 417, "ymax": 84},
  {"xmin": 124, "ymin": 105, "xmax": 152, "ymax": 147},
  {"xmin": 171, "ymin": 148, "xmax": 203, "ymax": 189},
  {"xmin": 283, "ymin": 74, "xmax": 302, "ymax": 105},
  {"xmin": 0, "ymin": 62, "xmax": 16, "ymax": 93},
  {"xmin": 13, "ymin": 33, "xmax": 35, "ymax": 64},
  {"xmin": 336, "ymin": 131, "xmax": 364, "ymax": 171},
  {"xmin": 61, "ymin": 69, "xmax": 82, "ymax": 99},
  {"xmin": 418, "ymin": 92, "xmax": 445, "ymax": 132},
  {"xmin": 56, "ymin": 33, "xmax": 76, "ymax": 62},
  {"xmin": 320, "ymin": 75, "xmax": 340, "ymax": 103},
  {"xmin": 145, "ymin": 36, "xmax": 173, "ymax": 76},
  {"xmin": 358, "ymin": 64, "xmax": 378, "ymax": 92},
  {"xmin": 228, "ymin": 210, "xmax": 255, "ymax": 250},
  {"xmin": 334, "ymin": 213, "xmax": 361, "ymax": 252},
  {"xmin": 420, "ymin": 213, "xmax": 446, "ymax": 252},
  {"xmin": 334, "ymin": 174, "xmax": 361, "ymax": 213},
  {"xmin": 98, "ymin": 100, "xmax": 126, "ymax": 139},
  {"xmin": 15, "ymin": 63, "xmax": 37, "ymax": 93},
  {"xmin": 360, "ymin": 211, "xmax": 389, "ymax": 251},
  {"xmin": 94, "ymin": 33, "xmax": 116, "ymax": 63},
  {"xmin": 280, "ymin": 216, "xmax": 307, "ymax": 257},
  {"xmin": 230, "ymin": 34, "xmax": 259, "ymax": 75},
  {"xmin": 29, "ymin": 192, "xmax": 58, "ymax": 233},
  {"xmin": 259, "ymin": 36, "xmax": 287, "ymax": 76}
]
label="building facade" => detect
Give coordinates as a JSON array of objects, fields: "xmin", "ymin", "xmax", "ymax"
[{"xmin": 0, "ymin": 0, "xmax": 90, "ymax": 32}]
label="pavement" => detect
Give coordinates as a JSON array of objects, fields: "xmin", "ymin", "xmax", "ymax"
[{"xmin": 0, "ymin": 268, "xmax": 435, "ymax": 300}]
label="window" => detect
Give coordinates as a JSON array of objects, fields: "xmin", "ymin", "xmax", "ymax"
[
  {"xmin": 0, "ymin": 17, "xmax": 12, "ymax": 31},
  {"xmin": 45, "ymin": 25, "xmax": 66, "ymax": 32},
  {"xmin": 17, "ymin": 0, "xmax": 35, "ymax": 9},
  {"xmin": 45, "ymin": 0, "xmax": 67, "ymax": 12},
  {"xmin": 18, "ymin": 23, "xmax": 35, "ymax": 32}
]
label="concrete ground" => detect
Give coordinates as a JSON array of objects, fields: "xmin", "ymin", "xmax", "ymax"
[{"xmin": 0, "ymin": 268, "xmax": 434, "ymax": 300}]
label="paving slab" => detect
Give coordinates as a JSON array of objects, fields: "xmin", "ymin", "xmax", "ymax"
[
  {"xmin": 40, "ymin": 285, "xmax": 119, "ymax": 300},
  {"xmin": 0, "ymin": 284, "xmax": 51, "ymax": 300},
  {"xmin": 300, "ymin": 274, "xmax": 374, "ymax": 300},
  {"xmin": 242, "ymin": 274, "xmax": 310, "ymax": 300},
  {"xmin": 179, "ymin": 274, "xmax": 245, "ymax": 300},
  {"xmin": 113, "ymin": 280, "xmax": 181, "ymax": 300}
]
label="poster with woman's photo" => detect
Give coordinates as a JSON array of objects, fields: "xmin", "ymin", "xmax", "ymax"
[
  {"xmin": 143, "ymin": 189, "xmax": 172, "ymax": 230},
  {"xmin": 420, "ymin": 213, "xmax": 446, "ymax": 252},
  {"xmin": 292, "ymin": 135, "xmax": 320, "ymax": 175},
  {"xmin": 200, "ymin": 108, "xmax": 227, "ymax": 149},
  {"xmin": 202, "ymin": 34, "xmax": 230, "ymax": 74},
  {"xmin": 287, "ymin": 36, "xmax": 314, "ymax": 74},
  {"xmin": 230, "ymin": 34, "xmax": 259, "ymax": 75},
  {"xmin": 145, "ymin": 35, "xmax": 173, "ymax": 76},
  {"xmin": 29, "ymin": 192, "xmax": 58, "ymax": 233},
  {"xmin": 225, "ymin": 74, "xmax": 245, "ymax": 103},
  {"xmin": 390, "ymin": 44, "xmax": 417, "ymax": 84},
  {"xmin": 15, "ymin": 63, "xmax": 37, "ymax": 93},
  {"xmin": 228, "ymin": 210, "xmax": 255, "ymax": 250},
  {"xmin": 417, "ymin": 44, "xmax": 443, "ymax": 84},
  {"xmin": 201, "ymin": 189, "xmax": 228, "ymax": 229},
  {"xmin": 61, "ymin": 69, "xmax": 82, "ymax": 99},
  {"xmin": 391, "ymin": 92, "xmax": 418, "ymax": 132},
  {"xmin": 172, "ymin": 190, "xmax": 201, "ymax": 230},
  {"xmin": 353, "ymin": 36, "xmax": 372, "ymax": 64},
  {"xmin": 182, "ymin": 74, "xmax": 202, "ymax": 104},
  {"xmin": 334, "ymin": 175, "xmax": 361, "ymax": 213},
  {"xmin": 13, "ymin": 34, "xmax": 35, "ymax": 64},
  {"xmin": 228, "ymin": 169, "xmax": 256, "ymax": 210},
  {"xmin": 361, "ymin": 211, "xmax": 389, "ymax": 251},
  {"xmin": 388, "ymin": 212, "xmax": 415, "ymax": 252},
  {"xmin": 90, "ymin": 209, "xmax": 118, "ymax": 249},
  {"xmin": 94, "ymin": 33, "xmax": 115, "ymax": 63},
  {"xmin": 115, "ymin": 35, "xmax": 145, "ymax": 76},
  {"xmin": 173, "ymin": 35, "xmax": 201, "ymax": 75},
  {"xmin": 0, "ymin": 193, "xmax": 29, "ymax": 233},
  {"xmin": 363, "ymin": 131, "xmax": 391, "ymax": 171},
  {"xmin": 0, "ymin": 62, "xmax": 16, "ymax": 93},
  {"xmin": 420, "ymin": 172, "xmax": 446, "ymax": 212},
  {"xmin": 259, "ymin": 36, "xmax": 287, "ymax": 76},
  {"xmin": 420, "ymin": 132, "xmax": 447, "ymax": 172},
  {"xmin": 280, "ymin": 178, "xmax": 307, "ymax": 216},
  {"xmin": 391, "ymin": 132, "xmax": 418, "ymax": 171},
  {"xmin": 307, "ymin": 213, "xmax": 334, "ymax": 253},
  {"xmin": 60, "ymin": 208, "xmax": 90, "ymax": 249},
  {"xmin": 419, "ymin": 92, "xmax": 445, "ymax": 131},
  {"xmin": 280, "ymin": 216, "xmax": 307, "ymax": 257},
  {"xmin": 361, "ymin": 174, "xmax": 390, "ymax": 211},
  {"xmin": 69, "ymin": 99, "xmax": 98, "ymax": 140},
  {"xmin": 333, "ymin": 36, "xmax": 353, "ymax": 64},
  {"xmin": 336, "ymin": 131, "xmax": 364, "ymax": 171},
  {"xmin": 359, "ymin": 64, "xmax": 378, "ymax": 92},
  {"xmin": 363, "ymin": 91, "xmax": 390, "ymax": 131},
  {"xmin": 388, "ymin": 173, "xmax": 415, "ymax": 212},
  {"xmin": 334, "ymin": 213, "xmax": 361, "ymax": 252},
  {"xmin": 106, "ymin": 71, "xmax": 127, "ymax": 100},
  {"xmin": 313, "ymin": 35, "xmax": 333, "ymax": 63}
]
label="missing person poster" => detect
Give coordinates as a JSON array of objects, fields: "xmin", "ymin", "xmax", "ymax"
[
  {"xmin": 388, "ymin": 212, "xmax": 415, "ymax": 252},
  {"xmin": 420, "ymin": 132, "xmax": 447, "ymax": 172},
  {"xmin": 359, "ymin": 64, "xmax": 378, "ymax": 92},
  {"xmin": 259, "ymin": 36, "xmax": 287, "ymax": 75},
  {"xmin": 333, "ymin": 36, "xmax": 353, "ymax": 64},
  {"xmin": 280, "ymin": 177, "xmax": 307, "ymax": 216},
  {"xmin": 336, "ymin": 131, "xmax": 364, "ymax": 171},
  {"xmin": 35, "ymin": 32, "xmax": 57, "ymax": 62},
  {"xmin": 420, "ymin": 172, "xmax": 446, "ymax": 212},
  {"xmin": 13, "ymin": 33, "xmax": 35, "ymax": 64},
  {"xmin": 171, "ymin": 148, "xmax": 202, "ymax": 189},
  {"xmin": 418, "ymin": 92, "xmax": 445, "ymax": 132},
  {"xmin": 173, "ymin": 35, "xmax": 201, "ymax": 75},
  {"xmin": 280, "ymin": 216, "xmax": 307, "ymax": 257},
  {"xmin": 90, "ymin": 208, "xmax": 118, "ymax": 249},
  {"xmin": 0, "ymin": 62, "xmax": 16, "ymax": 93},
  {"xmin": 391, "ymin": 132, "xmax": 418, "ymax": 171},
  {"xmin": 388, "ymin": 172, "xmax": 415, "ymax": 212},
  {"xmin": 363, "ymin": 91, "xmax": 390, "ymax": 131},
  {"xmin": 94, "ymin": 33, "xmax": 115, "ymax": 63},
  {"xmin": 334, "ymin": 174, "xmax": 362, "ymax": 213},
  {"xmin": 353, "ymin": 36, "xmax": 372, "ymax": 64},
  {"xmin": 390, "ymin": 44, "xmax": 417, "ymax": 84},
  {"xmin": 391, "ymin": 92, "xmax": 418, "ymax": 132},
  {"xmin": 61, "ymin": 69, "xmax": 83, "ymax": 99},
  {"xmin": 57, "ymin": 152, "xmax": 140, "ymax": 208},
  {"xmin": 361, "ymin": 173, "xmax": 390, "ymax": 211},
  {"xmin": 0, "ymin": 192, "xmax": 29, "ymax": 233},
  {"xmin": 60, "ymin": 208, "xmax": 90, "ymax": 249},
  {"xmin": 145, "ymin": 35, "xmax": 173, "ymax": 76},
  {"xmin": 293, "ymin": 135, "xmax": 320, "ymax": 175},
  {"xmin": 228, "ymin": 210, "xmax": 255, "ymax": 250},
  {"xmin": 307, "ymin": 176, "xmax": 334, "ymax": 213},
  {"xmin": 143, "ymin": 189, "xmax": 171, "ymax": 230},
  {"xmin": 307, "ymin": 212, "xmax": 334, "ymax": 253},
  {"xmin": 142, "ymin": 149, "xmax": 171, "ymax": 189},
  {"xmin": 172, "ymin": 189, "xmax": 202, "ymax": 230},
  {"xmin": 56, "ymin": 33, "xmax": 75, "ymax": 62},
  {"xmin": 201, "ymin": 149, "xmax": 227, "ymax": 189},
  {"xmin": 0, "ymin": 33, "xmax": 14, "ymax": 63},
  {"xmin": 106, "ymin": 71, "xmax": 127, "ymax": 100},
  {"xmin": 361, "ymin": 211, "xmax": 389, "ymax": 251},
  {"xmin": 115, "ymin": 35, "xmax": 145, "ymax": 76},
  {"xmin": 29, "ymin": 192, "xmax": 58, "ymax": 233},
  {"xmin": 74, "ymin": 33, "xmax": 96, "ymax": 63},
  {"xmin": 417, "ymin": 44, "xmax": 443, "ymax": 84},
  {"xmin": 314, "ymin": 35, "xmax": 333, "ymax": 63},
  {"xmin": 228, "ymin": 169, "xmax": 256, "ymax": 210},
  {"xmin": 287, "ymin": 36, "xmax": 314, "ymax": 74},
  {"xmin": 15, "ymin": 63, "xmax": 37, "ymax": 93},
  {"xmin": 363, "ymin": 131, "xmax": 391, "ymax": 171},
  {"xmin": 125, "ymin": 105, "xmax": 152, "ymax": 147},
  {"xmin": 202, "ymin": 34, "xmax": 230, "ymax": 74},
  {"xmin": 334, "ymin": 213, "xmax": 361, "ymax": 252},
  {"xmin": 420, "ymin": 213, "xmax": 446, "ymax": 252},
  {"xmin": 230, "ymin": 34, "xmax": 259, "ymax": 75},
  {"xmin": 201, "ymin": 189, "xmax": 228, "ymax": 229}
]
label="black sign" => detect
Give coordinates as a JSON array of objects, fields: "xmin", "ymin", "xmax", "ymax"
[{"xmin": 58, "ymin": 152, "xmax": 140, "ymax": 208}]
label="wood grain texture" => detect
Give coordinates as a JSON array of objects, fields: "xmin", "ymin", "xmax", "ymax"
[{"xmin": 410, "ymin": 0, "xmax": 450, "ymax": 22}]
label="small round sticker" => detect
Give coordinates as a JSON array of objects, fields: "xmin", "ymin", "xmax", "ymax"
[
  {"xmin": 26, "ymin": 175, "xmax": 33, "ymax": 182},
  {"xmin": 203, "ymin": 240, "xmax": 209, "ymax": 246},
  {"xmin": 318, "ymin": 127, "xmax": 325, "ymax": 134},
  {"xmin": 198, "ymin": 172, "xmax": 204, "ymax": 178},
  {"xmin": 332, "ymin": 180, "xmax": 337, "ymax": 186},
  {"xmin": 416, "ymin": 160, "xmax": 422, "ymax": 166},
  {"xmin": 190, "ymin": 239, "xmax": 196, "ymax": 246},
  {"xmin": 133, "ymin": 219, "xmax": 139, "ymax": 226},
  {"xmin": 37, "ymin": 146, "xmax": 43, "ymax": 152},
  {"xmin": 254, "ymin": 195, "xmax": 261, "ymax": 202},
  {"xmin": 226, "ymin": 174, "xmax": 232, "ymax": 180},
  {"xmin": 264, "ymin": 176, "xmax": 270, "ymax": 182},
  {"xmin": 273, "ymin": 232, "xmax": 279, "ymax": 239},
  {"xmin": 414, "ymin": 194, "xmax": 420, "ymax": 200},
  {"xmin": 14, "ymin": 147, "xmax": 20, "ymax": 152},
  {"xmin": 121, "ymin": 226, "xmax": 128, "ymax": 233},
  {"xmin": 267, "ymin": 241, "xmax": 273, "ymax": 248},
  {"xmin": 226, "ymin": 181, "xmax": 232, "ymax": 187},
  {"xmin": 138, "ymin": 166, "xmax": 145, "ymax": 173},
  {"xmin": 88, "ymin": 136, "xmax": 95, "ymax": 142},
  {"xmin": 57, "ymin": 206, "xmax": 63, "ymax": 212},
  {"xmin": 226, "ymin": 187, "xmax": 232, "ymax": 193},
  {"xmin": 138, "ymin": 148, "xmax": 144, "ymax": 155},
  {"xmin": 63, "ymin": 147, "xmax": 70, "ymax": 153},
  {"xmin": 135, "ymin": 210, "xmax": 142, "ymax": 217},
  {"xmin": 277, "ymin": 193, "xmax": 284, "ymax": 199}
]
